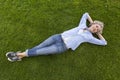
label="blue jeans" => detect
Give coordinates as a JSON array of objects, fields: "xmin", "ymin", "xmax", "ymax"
[{"xmin": 25, "ymin": 34, "xmax": 68, "ymax": 56}]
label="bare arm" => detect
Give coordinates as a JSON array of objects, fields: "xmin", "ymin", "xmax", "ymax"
[
  {"xmin": 96, "ymin": 33, "xmax": 106, "ymax": 41},
  {"xmin": 88, "ymin": 13, "xmax": 107, "ymax": 44},
  {"xmin": 87, "ymin": 13, "xmax": 105, "ymax": 39},
  {"xmin": 87, "ymin": 13, "xmax": 94, "ymax": 24}
]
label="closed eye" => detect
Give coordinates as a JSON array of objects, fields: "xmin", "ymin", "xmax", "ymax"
[{"xmin": 96, "ymin": 26, "xmax": 98, "ymax": 28}]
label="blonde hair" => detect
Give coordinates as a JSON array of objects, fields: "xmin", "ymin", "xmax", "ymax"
[{"xmin": 90, "ymin": 20, "xmax": 104, "ymax": 34}]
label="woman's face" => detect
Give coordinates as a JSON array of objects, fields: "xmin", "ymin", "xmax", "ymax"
[{"xmin": 89, "ymin": 24, "xmax": 101, "ymax": 33}]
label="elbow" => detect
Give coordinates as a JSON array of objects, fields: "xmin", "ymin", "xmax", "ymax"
[
  {"xmin": 99, "ymin": 40, "xmax": 107, "ymax": 46},
  {"xmin": 104, "ymin": 42, "xmax": 107, "ymax": 46},
  {"xmin": 83, "ymin": 12, "xmax": 89, "ymax": 17},
  {"xmin": 85, "ymin": 12, "xmax": 89, "ymax": 15},
  {"xmin": 103, "ymin": 41, "xmax": 107, "ymax": 46}
]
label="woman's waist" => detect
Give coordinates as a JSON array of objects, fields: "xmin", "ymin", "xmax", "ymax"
[{"xmin": 60, "ymin": 34, "xmax": 69, "ymax": 49}]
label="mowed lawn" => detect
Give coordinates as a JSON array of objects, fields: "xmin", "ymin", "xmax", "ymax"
[{"xmin": 0, "ymin": 0, "xmax": 120, "ymax": 80}]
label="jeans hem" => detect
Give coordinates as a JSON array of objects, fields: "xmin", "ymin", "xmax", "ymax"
[{"xmin": 25, "ymin": 49, "xmax": 29, "ymax": 57}]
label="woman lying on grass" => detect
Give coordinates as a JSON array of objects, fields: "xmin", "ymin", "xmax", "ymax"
[{"xmin": 6, "ymin": 12, "xmax": 107, "ymax": 62}]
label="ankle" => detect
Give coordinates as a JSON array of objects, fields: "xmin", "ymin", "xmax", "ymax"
[{"xmin": 17, "ymin": 52, "xmax": 27, "ymax": 59}]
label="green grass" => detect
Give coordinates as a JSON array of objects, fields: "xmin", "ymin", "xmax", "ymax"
[{"xmin": 0, "ymin": 0, "xmax": 120, "ymax": 80}]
